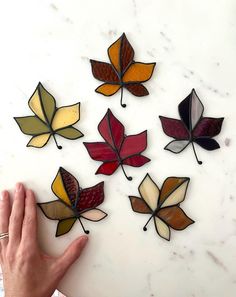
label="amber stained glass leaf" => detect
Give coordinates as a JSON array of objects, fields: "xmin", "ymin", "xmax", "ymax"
[{"xmin": 90, "ymin": 33, "xmax": 156, "ymax": 107}]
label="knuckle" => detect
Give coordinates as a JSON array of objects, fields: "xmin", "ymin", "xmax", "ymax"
[
  {"xmin": 10, "ymin": 213, "xmax": 20, "ymax": 225},
  {"xmin": 23, "ymin": 216, "xmax": 34, "ymax": 226},
  {"xmin": 5, "ymin": 250, "xmax": 15, "ymax": 264}
]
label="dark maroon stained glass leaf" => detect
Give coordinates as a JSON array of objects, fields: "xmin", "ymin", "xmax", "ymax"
[{"xmin": 159, "ymin": 89, "xmax": 224, "ymax": 164}]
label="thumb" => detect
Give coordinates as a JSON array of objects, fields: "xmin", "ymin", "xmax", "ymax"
[{"xmin": 56, "ymin": 235, "xmax": 88, "ymax": 275}]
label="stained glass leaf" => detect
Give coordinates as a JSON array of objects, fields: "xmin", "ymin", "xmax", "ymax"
[
  {"xmin": 14, "ymin": 116, "xmax": 50, "ymax": 135},
  {"xmin": 38, "ymin": 200, "xmax": 75, "ymax": 220},
  {"xmin": 38, "ymin": 167, "xmax": 107, "ymax": 237},
  {"xmin": 128, "ymin": 174, "xmax": 194, "ymax": 241},
  {"xmin": 80, "ymin": 209, "xmax": 107, "ymax": 221},
  {"xmin": 90, "ymin": 33, "xmax": 156, "ymax": 107},
  {"xmin": 14, "ymin": 82, "xmax": 83, "ymax": 149},
  {"xmin": 27, "ymin": 133, "xmax": 51, "ymax": 148},
  {"xmin": 56, "ymin": 218, "xmax": 77, "ymax": 237},
  {"xmin": 84, "ymin": 109, "xmax": 150, "ymax": 180},
  {"xmin": 76, "ymin": 182, "xmax": 105, "ymax": 211},
  {"xmin": 164, "ymin": 140, "xmax": 189, "ymax": 153},
  {"xmin": 128, "ymin": 196, "xmax": 152, "ymax": 214},
  {"xmin": 159, "ymin": 177, "xmax": 189, "ymax": 207},
  {"xmin": 194, "ymin": 138, "xmax": 220, "ymax": 150},
  {"xmin": 29, "ymin": 82, "xmax": 56, "ymax": 123},
  {"xmin": 56, "ymin": 127, "xmax": 84, "ymax": 139},
  {"xmin": 159, "ymin": 89, "xmax": 224, "ymax": 164},
  {"xmin": 154, "ymin": 217, "xmax": 170, "ymax": 241},
  {"xmin": 138, "ymin": 174, "xmax": 159, "ymax": 211},
  {"xmin": 158, "ymin": 206, "xmax": 194, "ymax": 230}
]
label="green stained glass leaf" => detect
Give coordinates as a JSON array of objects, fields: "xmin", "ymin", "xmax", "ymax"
[
  {"xmin": 56, "ymin": 218, "xmax": 77, "ymax": 237},
  {"xmin": 14, "ymin": 116, "xmax": 50, "ymax": 135},
  {"xmin": 14, "ymin": 82, "xmax": 83, "ymax": 149},
  {"xmin": 56, "ymin": 127, "xmax": 84, "ymax": 139}
]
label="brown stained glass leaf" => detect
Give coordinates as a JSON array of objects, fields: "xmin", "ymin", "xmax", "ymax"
[
  {"xmin": 90, "ymin": 33, "xmax": 156, "ymax": 108},
  {"xmin": 128, "ymin": 174, "xmax": 194, "ymax": 241},
  {"xmin": 129, "ymin": 196, "xmax": 152, "ymax": 214},
  {"xmin": 158, "ymin": 206, "xmax": 194, "ymax": 230}
]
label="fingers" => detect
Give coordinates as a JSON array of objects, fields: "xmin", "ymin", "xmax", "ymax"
[
  {"xmin": 21, "ymin": 189, "xmax": 37, "ymax": 246},
  {"xmin": 56, "ymin": 236, "xmax": 88, "ymax": 276},
  {"xmin": 0, "ymin": 191, "xmax": 11, "ymax": 249},
  {"xmin": 8, "ymin": 183, "xmax": 25, "ymax": 247}
]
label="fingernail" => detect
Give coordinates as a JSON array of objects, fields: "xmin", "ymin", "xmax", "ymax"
[
  {"xmin": 15, "ymin": 183, "xmax": 22, "ymax": 192},
  {"xmin": 80, "ymin": 235, "xmax": 88, "ymax": 247},
  {"xmin": 0, "ymin": 191, "xmax": 6, "ymax": 201}
]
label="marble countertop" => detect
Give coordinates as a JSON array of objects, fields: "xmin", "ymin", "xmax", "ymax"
[{"xmin": 0, "ymin": 0, "xmax": 235, "ymax": 297}]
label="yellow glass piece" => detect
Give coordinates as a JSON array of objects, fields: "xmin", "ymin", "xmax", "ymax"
[
  {"xmin": 123, "ymin": 62, "xmax": 155, "ymax": 82},
  {"xmin": 52, "ymin": 103, "xmax": 80, "ymax": 131},
  {"xmin": 96, "ymin": 84, "xmax": 120, "ymax": 96},
  {"xmin": 139, "ymin": 174, "xmax": 159, "ymax": 211},
  {"xmin": 52, "ymin": 172, "xmax": 71, "ymax": 206},
  {"xmin": 29, "ymin": 88, "xmax": 46, "ymax": 122},
  {"xmin": 161, "ymin": 180, "xmax": 189, "ymax": 208},
  {"xmin": 27, "ymin": 133, "xmax": 51, "ymax": 148},
  {"xmin": 108, "ymin": 37, "xmax": 121, "ymax": 72},
  {"xmin": 155, "ymin": 217, "xmax": 170, "ymax": 240}
]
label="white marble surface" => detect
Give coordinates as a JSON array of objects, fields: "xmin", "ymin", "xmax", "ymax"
[{"xmin": 0, "ymin": 0, "xmax": 236, "ymax": 296}]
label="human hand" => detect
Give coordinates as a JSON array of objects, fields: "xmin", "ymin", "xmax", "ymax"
[{"xmin": 0, "ymin": 183, "xmax": 88, "ymax": 297}]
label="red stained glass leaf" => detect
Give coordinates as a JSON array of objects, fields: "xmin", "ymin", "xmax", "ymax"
[
  {"xmin": 120, "ymin": 131, "xmax": 147, "ymax": 159},
  {"xmin": 159, "ymin": 89, "xmax": 224, "ymax": 164},
  {"xmin": 84, "ymin": 109, "xmax": 150, "ymax": 180}
]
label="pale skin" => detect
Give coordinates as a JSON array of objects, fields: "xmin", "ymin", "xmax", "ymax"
[{"xmin": 0, "ymin": 183, "xmax": 88, "ymax": 297}]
